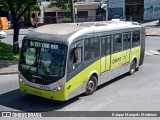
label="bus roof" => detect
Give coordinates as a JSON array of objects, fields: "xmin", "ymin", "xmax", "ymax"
[{"xmin": 24, "ymin": 21, "xmax": 142, "ymax": 44}]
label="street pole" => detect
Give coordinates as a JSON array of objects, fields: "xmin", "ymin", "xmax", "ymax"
[
  {"xmin": 75, "ymin": 7, "xmax": 77, "ymax": 22},
  {"xmin": 71, "ymin": 0, "xmax": 75, "ymax": 23},
  {"xmin": 107, "ymin": 0, "xmax": 109, "ymax": 20}
]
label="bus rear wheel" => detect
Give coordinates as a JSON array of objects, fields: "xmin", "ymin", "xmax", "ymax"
[
  {"xmin": 85, "ymin": 76, "xmax": 98, "ymax": 95},
  {"xmin": 129, "ymin": 60, "xmax": 136, "ymax": 75}
]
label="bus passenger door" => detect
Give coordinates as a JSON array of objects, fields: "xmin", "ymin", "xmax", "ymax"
[
  {"xmin": 100, "ymin": 37, "xmax": 106, "ymax": 73},
  {"xmin": 123, "ymin": 33, "xmax": 131, "ymax": 64},
  {"xmin": 105, "ymin": 36, "xmax": 111, "ymax": 71},
  {"xmin": 100, "ymin": 36, "xmax": 111, "ymax": 73}
]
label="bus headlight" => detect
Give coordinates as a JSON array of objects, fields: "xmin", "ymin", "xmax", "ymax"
[
  {"xmin": 52, "ymin": 85, "xmax": 64, "ymax": 92},
  {"xmin": 19, "ymin": 79, "xmax": 26, "ymax": 85},
  {"xmin": 19, "ymin": 79, "xmax": 22, "ymax": 82}
]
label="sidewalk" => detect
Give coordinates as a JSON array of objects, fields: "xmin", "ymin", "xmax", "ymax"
[
  {"xmin": 0, "ymin": 60, "xmax": 18, "ymax": 75},
  {"xmin": 137, "ymin": 20, "xmax": 160, "ymax": 27},
  {"xmin": 146, "ymin": 31, "xmax": 160, "ymax": 36},
  {"xmin": 4, "ymin": 28, "xmax": 32, "ymax": 35},
  {"xmin": 0, "ymin": 20, "xmax": 160, "ymax": 75},
  {"xmin": 139, "ymin": 20, "xmax": 160, "ymax": 36}
]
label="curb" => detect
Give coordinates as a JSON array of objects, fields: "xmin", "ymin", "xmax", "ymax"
[
  {"xmin": 7, "ymin": 34, "xmax": 27, "ymax": 36},
  {"xmin": 0, "ymin": 72, "xmax": 18, "ymax": 75},
  {"xmin": 146, "ymin": 32, "xmax": 160, "ymax": 36},
  {"xmin": 143, "ymin": 24, "xmax": 160, "ymax": 27}
]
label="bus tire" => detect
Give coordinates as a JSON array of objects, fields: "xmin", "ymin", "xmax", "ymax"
[
  {"xmin": 85, "ymin": 76, "xmax": 98, "ymax": 95},
  {"xmin": 136, "ymin": 67, "xmax": 139, "ymax": 71},
  {"xmin": 129, "ymin": 60, "xmax": 136, "ymax": 75}
]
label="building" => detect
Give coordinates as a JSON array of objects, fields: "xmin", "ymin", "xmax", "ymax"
[
  {"xmin": 144, "ymin": 0, "xmax": 160, "ymax": 20},
  {"xmin": 125, "ymin": 0, "xmax": 144, "ymax": 20},
  {"xmin": 125, "ymin": 0, "xmax": 160, "ymax": 21},
  {"xmin": 39, "ymin": 0, "xmax": 106, "ymax": 24},
  {"xmin": 108, "ymin": 0, "xmax": 125, "ymax": 20}
]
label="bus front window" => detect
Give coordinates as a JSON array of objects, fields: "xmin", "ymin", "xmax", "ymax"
[
  {"xmin": 19, "ymin": 40, "xmax": 67, "ymax": 85},
  {"xmin": 38, "ymin": 48, "xmax": 65, "ymax": 76},
  {"xmin": 25, "ymin": 48, "xmax": 36, "ymax": 65}
]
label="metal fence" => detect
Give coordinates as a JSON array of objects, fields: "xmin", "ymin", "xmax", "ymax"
[{"xmin": 39, "ymin": 15, "xmax": 106, "ymax": 25}]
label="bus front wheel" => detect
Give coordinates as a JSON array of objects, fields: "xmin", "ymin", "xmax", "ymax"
[
  {"xmin": 85, "ymin": 76, "xmax": 98, "ymax": 95},
  {"xmin": 129, "ymin": 60, "xmax": 136, "ymax": 75}
]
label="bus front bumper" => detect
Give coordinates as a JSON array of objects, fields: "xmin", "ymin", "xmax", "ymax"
[{"xmin": 19, "ymin": 81, "xmax": 66, "ymax": 101}]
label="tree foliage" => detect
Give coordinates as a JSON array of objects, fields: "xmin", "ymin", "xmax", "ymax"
[
  {"xmin": 0, "ymin": 0, "xmax": 40, "ymax": 53},
  {"xmin": 0, "ymin": 0, "xmax": 39, "ymax": 54},
  {"xmin": 48, "ymin": 0, "xmax": 73, "ymax": 10},
  {"xmin": 0, "ymin": 0, "xmax": 40, "ymax": 18}
]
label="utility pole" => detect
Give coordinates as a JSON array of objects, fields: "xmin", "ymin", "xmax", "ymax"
[
  {"xmin": 71, "ymin": 0, "xmax": 75, "ymax": 23},
  {"xmin": 107, "ymin": 0, "xmax": 109, "ymax": 20}
]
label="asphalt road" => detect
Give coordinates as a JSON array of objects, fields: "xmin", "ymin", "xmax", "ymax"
[
  {"xmin": 0, "ymin": 36, "xmax": 160, "ymax": 113},
  {"xmin": 0, "ymin": 27, "xmax": 160, "ymax": 119},
  {"xmin": 0, "ymin": 35, "xmax": 24, "ymax": 47},
  {"xmin": 0, "ymin": 28, "xmax": 32, "ymax": 47}
]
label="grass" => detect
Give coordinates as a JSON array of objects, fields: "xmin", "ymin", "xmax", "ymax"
[{"xmin": 0, "ymin": 41, "xmax": 19, "ymax": 61}]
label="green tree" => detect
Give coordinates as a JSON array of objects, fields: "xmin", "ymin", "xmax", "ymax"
[
  {"xmin": 48, "ymin": 0, "xmax": 71, "ymax": 10},
  {"xmin": 48, "ymin": 0, "xmax": 75, "ymax": 22},
  {"xmin": 0, "ymin": 0, "xmax": 40, "ymax": 54}
]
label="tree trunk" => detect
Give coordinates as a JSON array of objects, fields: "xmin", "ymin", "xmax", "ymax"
[
  {"xmin": 27, "ymin": 8, "xmax": 31, "ymax": 20},
  {"xmin": 12, "ymin": 20, "xmax": 20, "ymax": 54}
]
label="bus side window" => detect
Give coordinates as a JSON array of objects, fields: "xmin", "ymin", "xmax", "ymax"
[
  {"xmin": 101, "ymin": 37, "xmax": 106, "ymax": 57},
  {"xmin": 69, "ymin": 47, "xmax": 82, "ymax": 64},
  {"xmin": 113, "ymin": 33, "xmax": 122, "ymax": 53},
  {"xmin": 132, "ymin": 31, "xmax": 140, "ymax": 47},
  {"xmin": 106, "ymin": 36, "xmax": 111, "ymax": 55},
  {"xmin": 68, "ymin": 41, "xmax": 83, "ymax": 74},
  {"xmin": 101, "ymin": 36, "xmax": 111, "ymax": 56},
  {"xmin": 84, "ymin": 37, "xmax": 100, "ymax": 61},
  {"xmin": 123, "ymin": 32, "xmax": 131, "ymax": 50},
  {"xmin": 68, "ymin": 41, "xmax": 83, "ymax": 73}
]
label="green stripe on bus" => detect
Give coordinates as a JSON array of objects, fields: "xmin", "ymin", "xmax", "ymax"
[
  {"xmin": 64, "ymin": 46, "xmax": 141, "ymax": 98},
  {"xmin": 64, "ymin": 59, "xmax": 101, "ymax": 97}
]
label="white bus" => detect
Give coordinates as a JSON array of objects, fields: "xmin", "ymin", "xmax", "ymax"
[{"xmin": 19, "ymin": 21, "xmax": 145, "ymax": 101}]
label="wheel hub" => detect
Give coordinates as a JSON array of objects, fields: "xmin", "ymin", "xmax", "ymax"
[{"xmin": 88, "ymin": 81, "xmax": 94, "ymax": 91}]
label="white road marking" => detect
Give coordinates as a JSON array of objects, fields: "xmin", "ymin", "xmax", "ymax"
[
  {"xmin": 145, "ymin": 52, "xmax": 154, "ymax": 55},
  {"xmin": 148, "ymin": 50, "xmax": 160, "ymax": 55}
]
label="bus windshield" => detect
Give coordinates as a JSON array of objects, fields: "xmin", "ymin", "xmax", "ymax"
[{"xmin": 19, "ymin": 39, "xmax": 67, "ymax": 85}]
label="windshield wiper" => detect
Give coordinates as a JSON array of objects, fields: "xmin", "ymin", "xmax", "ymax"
[{"xmin": 32, "ymin": 75, "xmax": 42, "ymax": 79}]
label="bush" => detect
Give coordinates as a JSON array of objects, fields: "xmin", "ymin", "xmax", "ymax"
[
  {"xmin": 63, "ymin": 17, "xmax": 72, "ymax": 23},
  {"xmin": 0, "ymin": 41, "xmax": 19, "ymax": 60}
]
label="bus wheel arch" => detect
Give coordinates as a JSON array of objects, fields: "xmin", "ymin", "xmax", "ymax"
[
  {"xmin": 85, "ymin": 73, "xmax": 98, "ymax": 95},
  {"xmin": 129, "ymin": 58, "xmax": 137, "ymax": 75}
]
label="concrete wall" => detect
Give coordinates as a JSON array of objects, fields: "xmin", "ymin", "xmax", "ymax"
[
  {"xmin": 144, "ymin": 0, "xmax": 160, "ymax": 20},
  {"xmin": 40, "ymin": 1, "xmax": 100, "ymax": 23},
  {"xmin": 42, "ymin": 2, "xmax": 99, "ymax": 15},
  {"xmin": 75, "ymin": 4, "xmax": 98, "ymax": 16}
]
